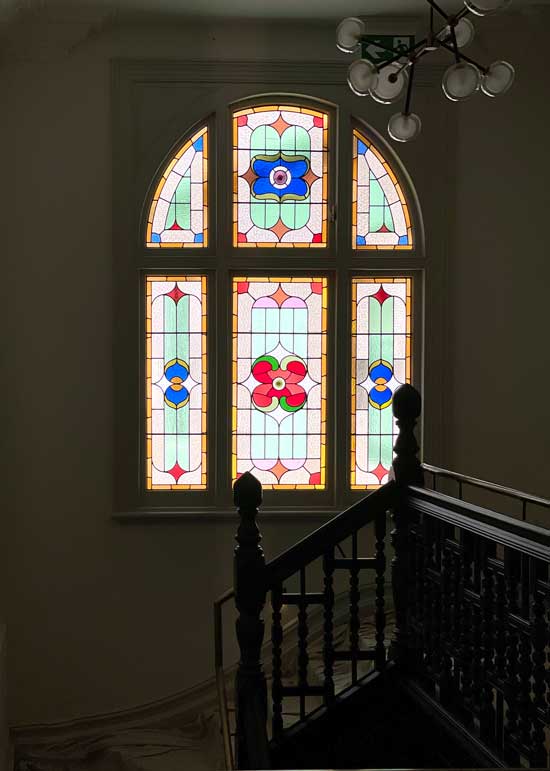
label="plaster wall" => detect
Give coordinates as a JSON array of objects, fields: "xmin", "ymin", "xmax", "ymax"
[{"xmin": 1, "ymin": 11, "xmax": 547, "ymax": 727}]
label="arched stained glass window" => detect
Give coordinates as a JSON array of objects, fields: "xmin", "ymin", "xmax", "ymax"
[
  {"xmin": 146, "ymin": 125, "xmax": 208, "ymax": 248},
  {"xmin": 352, "ymin": 129, "xmax": 413, "ymax": 250},
  {"xmin": 129, "ymin": 93, "xmax": 423, "ymax": 514},
  {"xmin": 233, "ymin": 106, "xmax": 329, "ymax": 247}
]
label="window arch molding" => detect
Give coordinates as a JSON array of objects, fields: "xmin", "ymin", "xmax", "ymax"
[{"xmin": 113, "ymin": 62, "xmax": 434, "ymax": 520}]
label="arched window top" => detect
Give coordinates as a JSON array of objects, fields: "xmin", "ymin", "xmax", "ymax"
[
  {"xmin": 146, "ymin": 124, "xmax": 208, "ymax": 248},
  {"xmin": 233, "ymin": 104, "xmax": 329, "ymax": 248},
  {"xmin": 352, "ymin": 128, "xmax": 413, "ymax": 250}
]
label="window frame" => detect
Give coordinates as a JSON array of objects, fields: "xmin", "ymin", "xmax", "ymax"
[{"xmin": 113, "ymin": 60, "xmax": 434, "ymax": 521}]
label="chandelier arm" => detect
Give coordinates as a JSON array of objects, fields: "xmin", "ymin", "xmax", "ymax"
[
  {"xmin": 449, "ymin": 23, "xmax": 461, "ymax": 62},
  {"xmin": 404, "ymin": 62, "xmax": 415, "ymax": 115},
  {"xmin": 424, "ymin": 0, "xmax": 451, "ymax": 22},
  {"xmin": 439, "ymin": 42, "xmax": 489, "ymax": 73}
]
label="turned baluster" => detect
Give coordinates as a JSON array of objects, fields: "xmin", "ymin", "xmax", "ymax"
[
  {"xmin": 375, "ymin": 511, "xmax": 387, "ymax": 671},
  {"xmin": 233, "ymin": 472, "xmax": 270, "ymax": 770},
  {"xmin": 459, "ymin": 531, "xmax": 474, "ymax": 720},
  {"xmin": 297, "ymin": 566, "xmax": 309, "ymax": 720},
  {"xmin": 349, "ymin": 530, "xmax": 360, "ymax": 684},
  {"xmin": 504, "ymin": 548, "xmax": 521, "ymax": 765},
  {"xmin": 531, "ymin": 562, "xmax": 548, "ymax": 768},
  {"xmin": 271, "ymin": 583, "xmax": 284, "ymax": 741},
  {"xmin": 323, "ymin": 547, "xmax": 335, "ymax": 704},
  {"xmin": 480, "ymin": 546, "xmax": 496, "ymax": 744},
  {"xmin": 391, "ymin": 383, "xmax": 423, "ymax": 669},
  {"xmin": 439, "ymin": 533, "xmax": 454, "ymax": 705}
]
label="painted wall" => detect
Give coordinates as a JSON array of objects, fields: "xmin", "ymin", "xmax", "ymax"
[{"xmin": 1, "ymin": 9, "xmax": 547, "ymax": 727}]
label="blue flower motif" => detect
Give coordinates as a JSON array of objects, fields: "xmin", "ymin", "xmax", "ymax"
[
  {"xmin": 251, "ymin": 153, "xmax": 310, "ymax": 202},
  {"xmin": 368, "ymin": 360, "xmax": 394, "ymax": 410},
  {"xmin": 164, "ymin": 359, "xmax": 190, "ymax": 409}
]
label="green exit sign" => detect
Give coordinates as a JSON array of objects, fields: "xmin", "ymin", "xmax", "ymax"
[{"xmin": 361, "ymin": 35, "xmax": 415, "ymax": 63}]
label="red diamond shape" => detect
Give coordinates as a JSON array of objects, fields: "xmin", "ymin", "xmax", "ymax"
[
  {"xmin": 167, "ymin": 462, "xmax": 186, "ymax": 483},
  {"xmin": 166, "ymin": 284, "xmax": 185, "ymax": 303},
  {"xmin": 372, "ymin": 462, "xmax": 389, "ymax": 483},
  {"xmin": 372, "ymin": 285, "xmax": 390, "ymax": 304}
]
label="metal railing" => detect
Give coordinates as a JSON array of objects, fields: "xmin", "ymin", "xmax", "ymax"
[{"xmin": 423, "ymin": 463, "xmax": 550, "ymax": 522}]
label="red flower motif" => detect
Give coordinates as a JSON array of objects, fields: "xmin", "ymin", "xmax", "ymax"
[{"xmin": 251, "ymin": 355, "xmax": 307, "ymax": 413}]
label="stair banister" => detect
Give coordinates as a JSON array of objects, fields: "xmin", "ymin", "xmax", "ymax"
[
  {"xmin": 390, "ymin": 383, "xmax": 424, "ymax": 669},
  {"xmin": 231, "ymin": 383, "xmax": 423, "ymax": 769}
]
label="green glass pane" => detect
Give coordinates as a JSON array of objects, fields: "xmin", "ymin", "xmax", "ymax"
[
  {"xmin": 370, "ymin": 205, "xmax": 384, "ymax": 233},
  {"xmin": 370, "ymin": 174, "xmax": 385, "ymax": 206},
  {"xmin": 281, "ymin": 126, "xmax": 310, "ymax": 158},
  {"xmin": 177, "ymin": 432, "xmax": 190, "ymax": 469},
  {"xmin": 164, "ymin": 431, "xmax": 177, "ymax": 469},
  {"xmin": 251, "ymin": 125, "xmax": 280, "ymax": 154},
  {"xmin": 174, "ymin": 174, "xmax": 191, "ymax": 204},
  {"xmin": 250, "ymin": 201, "xmax": 279, "ymax": 229},
  {"xmin": 176, "ymin": 295, "xmax": 190, "ymax": 362},
  {"xmin": 384, "ymin": 203, "xmax": 395, "ymax": 232},
  {"xmin": 368, "ymin": 434, "xmax": 381, "ymax": 469},
  {"xmin": 281, "ymin": 201, "xmax": 309, "ymax": 229},
  {"xmin": 381, "ymin": 404, "xmax": 393, "ymax": 434},
  {"xmin": 293, "ymin": 308, "xmax": 308, "ymax": 334},
  {"xmin": 252, "ymin": 308, "xmax": 266, "ymax": 333},
  {"xmin": 164, "ymin": 296, "xmax": 176, "ymax": 334},
  {"xmin": 381, "ymin": 434, "xmax": 393, "ymax": 469}
]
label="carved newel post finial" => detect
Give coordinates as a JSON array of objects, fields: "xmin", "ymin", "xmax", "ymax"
[
  {"xmin": 233, "ymin": 472, "xmax": 270, "ymax": 770},
  {"xmin": 392, "ymin": 383, "xmax": 423, "ymax": 487},
  {"xmin": 390, "ymin": 384, "xmax": 423, "ymax": 671}
]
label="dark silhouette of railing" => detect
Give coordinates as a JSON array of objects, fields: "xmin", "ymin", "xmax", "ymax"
[{"xmin": 222, "ymin": 383, "xmax": 550, "ymax": 769}]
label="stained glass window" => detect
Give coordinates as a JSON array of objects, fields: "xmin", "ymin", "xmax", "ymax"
[
  {"xmin": 233, "ymin": 106, "xmax": 329, "ymax": 247},
  {"xmin": 146, "ymin": 125, "xmax": 208, "ymax": 248},
  {"xmin": 352, "ymin": 129, "xmax": 413, "ymax": 250},
  {"xmin": 146, "ymin": 276, "xmax": 207, "ymax": 489},
  {"xmin": 351, "ymin": 277, "xmax": 412, "ymax": 489},
  {"xmin": 232, "ymin": 277, "xmax": 327, "ymax": 488}
]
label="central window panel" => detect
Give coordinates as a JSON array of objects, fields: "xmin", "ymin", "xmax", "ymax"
[{"xmin": 232, "ymin": 277, "xmax": 328, "ymax": 489}]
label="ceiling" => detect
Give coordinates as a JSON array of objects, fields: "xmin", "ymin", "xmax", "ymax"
[{"xmin": 0, "ymin": 0, "xmax": 546, "ymax": 22}]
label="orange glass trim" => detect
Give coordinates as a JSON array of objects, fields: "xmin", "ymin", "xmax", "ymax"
[
  {"xmin": 145, "ymin": 274, "xmax": 208, "ymax": 490},
  {"xmin": 350, "ymin": 276, "xmax": 412, "ymax": 490},
  {"xmin": 352, "ymin": 128, "xmax": 414, "ymax": 252},
  {"xmin": 233, "ymin": 105, "xmax": 329, "ymax": 248},
  {"xmin": 232, "ymin": 276, "xmax": 328, "ymax": 489},
  {"xmin": 146, "ymin": 125, "xmax": 208, "ymax": 249}
]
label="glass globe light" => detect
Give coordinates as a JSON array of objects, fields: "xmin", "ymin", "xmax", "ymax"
[
  {"xmin": 336, "ymin": 17, "xmax": 365, "ymax": 54},
  {"xmin": 438, "ymin": 17, "xmax": 475, "ymax": 48},
  {"xmin": 442, "ymin": 61, "xmax": 481, "ymax": 101},
  {"xmin": 369, "ymin": 63, "xmax": 408, "ymax": 104},
  {"xmin": 347, "ymin": 59, "xmax": 379, "ymax": 96},
  {"xmin": 464, "ymin": 0, "xmax": 511, "ymax": 16},
  {"xmin": 481, "ymin": 60, "xmax": 515, "ymax": 96},
  {"xmin": 388, "ymin": 112, "xmax": 422, "ymax": 142}
]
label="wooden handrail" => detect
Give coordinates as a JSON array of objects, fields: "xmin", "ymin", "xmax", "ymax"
[
  {"xmin": 423, "ymin": 463, "xmax": 550, "ymax": 521},
  {"xmin": 407, "ymin": 487, "xmax": 550, "ymax": 560},
  {"xmin": 266, "ymin": 482, "xmax": 396, "ymax": 585}
]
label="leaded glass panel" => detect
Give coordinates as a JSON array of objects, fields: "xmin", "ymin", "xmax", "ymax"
[
  {"xmin": 351, "ymin": 277, "xmax": 412, "ymax": 488},
  {"xmin": 146, "ymin": 276, "xmax": 207, "ymax": 489},
  {"xmin": 233, "ymin": 106, "xmax": 329, "ymax": 247},
  {"xmin": 352, "ymin": 129, "xmax": 413, "ymax": 250},
  {"xmin": 146, "ymin": 126, "xmax": 208, "ymax": 248},
  {"xmin": 233, "ymin": 277, "xmax": 327, "ymax": 488}
]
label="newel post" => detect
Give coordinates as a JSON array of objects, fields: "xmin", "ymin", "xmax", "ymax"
[
  {"xmin": 233, "ymin": 472, "xmax": 270, "ymax": 770},
  {"xmin": 390, "ymin": 384, "xmax": 423, "ymax": 669}
]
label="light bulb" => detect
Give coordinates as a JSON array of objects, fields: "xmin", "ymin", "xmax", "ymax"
[
  {"xmin": 442, "ymin": 61, "xmax": 481, "ymax": 101},
  {"xmin": 438, "ymin": 17, "xmax": 475, "ymax": 48},
  {"xmin": 369, "ymin": 63, "xmax": 408, "ymax": 104},
  {"xmin": 464, "ymin": 0, "xmax": 511, "ymax": 16},
  {"xmin": 336, "ymin": 17, "xmax": 365, "ymax": 54},
  {"xmin": 347, "ymin": 59, "xmax": 379, "ymax": 96},
  {"xmin": 481, "ymin": 60, "xmax": 515, "ymax": 96},
  {"xmin": 388, "ymin": 112, "xmax": 422, "ymax": 142}
]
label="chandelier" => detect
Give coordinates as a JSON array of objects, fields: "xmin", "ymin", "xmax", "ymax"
[{"xmin": 337, "ymin": 0, "xmax": 514, "ymax": 142}]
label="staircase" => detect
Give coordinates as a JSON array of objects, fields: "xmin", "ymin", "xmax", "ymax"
[{"xmin": 216, "ymin": 384, "xmax": 550, "ymax": 769}]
